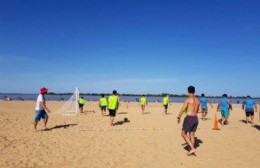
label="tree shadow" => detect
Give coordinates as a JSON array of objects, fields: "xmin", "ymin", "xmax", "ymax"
[
  {"xmin": 43, "ymin": 124, "xmax": 78, "ymax": 131},
  {"xmin": 252, "ymin": 125, "xmax": 260, "ymax": 131},
  {"xmin": 183, "ymin": 137, "xmax": 203, "ymax": 152},
  {"xmin": 114, "ymin": 118, "xmax": 130, "ymax": 126}
]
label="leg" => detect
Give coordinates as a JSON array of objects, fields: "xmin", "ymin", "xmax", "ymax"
[
  {"xmin": 110, "ymin": 116, "xmax": 114, "ymax": 126},
  {"xmin": 181, "ymin": 131, "xmax": 196, "ymax": 154},
  {"xmin": 246, "ymin": 114, "xmax": 249, "ymax": 124},
  {"xmin": 202, "ymin": 112, "xmax": 205, "ymax": 120},
  {"xmin": 204, "ymin": 112, "xmax": 208, "ymax": 120},
  {"xmin": 189, "ymin": 132, "xmax": 196, "ymax": 147},
  {"xmin": 221, "ymin": 116, "xmax": 226, "ymax": 125},
  {"xmin": 33, "ymin": 122, "xmax": 38, "ymax": 131},
  {"xmin": 43, "ymin": 118, "xmax": 48, "ymax": 129},
  {"xmin": 251, "ymin": 114, "xmax": 254, "ymax": 124}
]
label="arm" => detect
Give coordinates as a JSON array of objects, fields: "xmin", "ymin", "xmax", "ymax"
[
  {"xmin": 177, "ymin": 99, "xmax": 188, "ymax": 124},
  {"xmin": 217, "ymin": 103, "xmax": 220, "ymax": 112},
  {"xmin": 228, "ymin": 99, "xmax": 232, "ymax": 111},
  {"xmin": 208, "ymin": 99, "xmax": 213, "ymax": 108},
  {"xmin": 40, "ymin": 103, "xmax": 51, "ymax": 113},
  {"xmin": 254, "ymin": 103, "xmax": 257, "ymax": 113}
]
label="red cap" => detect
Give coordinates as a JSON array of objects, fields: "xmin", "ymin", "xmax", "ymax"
[{"xmin": 40, "ymin": 87, "xmax": 48, "ymax": 94}]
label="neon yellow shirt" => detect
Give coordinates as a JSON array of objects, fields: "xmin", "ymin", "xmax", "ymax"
[
  {"xmin": 140, "ymin": 97, "xmax": 147, "ymax": 105},
  {"xmin": 100, "ymin": 97, "xmax": 107, "ymax": 106},
  {"xmin": 108, "ymin": 95, "xmax": 118, "ymax": 110},
  {"xmin": 163, "ymin": 96, "xmax": 169, "ymax": 105},
  {"xmin": 79, "ymin": 98, "xmax": 85, "ymax": 105}
]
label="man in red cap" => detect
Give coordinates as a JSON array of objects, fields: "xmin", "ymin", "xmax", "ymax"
[{"xmin": 34, "ymin": 87, "xmax": 51, "ymax": 131}]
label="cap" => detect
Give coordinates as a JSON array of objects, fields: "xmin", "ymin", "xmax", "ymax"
[{"xmin": 40, "ymin": 87, "xmax": 48, "ymax": 94}]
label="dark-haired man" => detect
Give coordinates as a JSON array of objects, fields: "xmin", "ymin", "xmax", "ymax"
[
  {"xmin": 177, "ymin": 86, "xmax": 200, "ymax": 155},
  {"xmin": 108, "ymin": 90, "xmax": 119, "ymax": 126},
  {"xmin": 200, "ymin": 93, "xmax": 213, "ymax": 120},
  {"xmin": 242, "ymin": 96, "xmax": 257, "ymax": 124},
  {"xmin": 217, "ymin": 94, "xmax": 232, "ymax": 125}
]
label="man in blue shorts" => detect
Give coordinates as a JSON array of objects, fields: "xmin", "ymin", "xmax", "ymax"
[
  {"xmin": 242, "ymin": 96, "xmax": 258, "ymax": 124},
  {"xmin": 200, "ymin": 93, "xmax": 213, "ymax": 120},
  {"xmin": 217, "ymin": 94, "xmax": 232, "ymax": 125},
  {"xmin": 34, "ymin": 87, "xmax": 51, "ymax": 131}
]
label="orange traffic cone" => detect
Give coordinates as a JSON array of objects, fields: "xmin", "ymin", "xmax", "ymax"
[{"xmin": 213, "ymin": 114, "xmax": 220, "ymax": 130}]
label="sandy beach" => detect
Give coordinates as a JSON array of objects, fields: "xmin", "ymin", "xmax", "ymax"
[{"xmin": 0, "ymin": 101, "xmax": 259, "ymax": 168}]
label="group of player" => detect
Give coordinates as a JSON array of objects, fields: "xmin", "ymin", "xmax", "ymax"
[{"xmin": 33, "ymin": 86, "xmax": 258, "ymax": 155}]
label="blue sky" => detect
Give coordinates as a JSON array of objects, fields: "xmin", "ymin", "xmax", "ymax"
[{"xmin": 0, "ymin": 0, "xmax": 260, "ymax": 96}]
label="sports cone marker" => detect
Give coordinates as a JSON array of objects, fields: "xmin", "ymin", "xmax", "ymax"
[{"xmin": 213, "ymin": 113, "xmax": 220, "ymax": 130}]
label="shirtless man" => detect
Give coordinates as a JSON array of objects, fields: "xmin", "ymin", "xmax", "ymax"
[{"xmin": 177, "ymin": 86, "xmax": 200, "ymax": 155}]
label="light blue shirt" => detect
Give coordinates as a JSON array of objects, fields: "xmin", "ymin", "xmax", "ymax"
[
  {"xmin": 220, "ymin": 98, "xmax": 229, "ymax": 111},
  {"xmin": 200, "ymin": 98, "xmax": 207, "ymax": 108},
  {"xmin": 244, "ymin": 99, "xmax": 255, "ymax": 109}
]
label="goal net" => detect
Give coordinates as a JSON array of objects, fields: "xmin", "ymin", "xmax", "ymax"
[{"xmin": 56, "ymin": 87, "xmax": 80, "ymax": 116}]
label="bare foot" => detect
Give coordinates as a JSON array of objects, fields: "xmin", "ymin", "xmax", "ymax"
[{"xmin": 188, "ymin": 149, "xmax": 196, "ymax": 156}]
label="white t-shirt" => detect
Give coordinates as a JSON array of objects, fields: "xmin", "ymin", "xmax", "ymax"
[{"xmin": 35, "ymin": 94, "xmax": 45, "ymax": 110}]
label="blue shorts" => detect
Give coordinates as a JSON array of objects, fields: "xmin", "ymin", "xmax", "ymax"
[
  {"xmin": 221, "ymin": 109, "xmax": 230, "ymax": 117},
  {"xmin": 34, "ymin": 110, "xmax": 48, "ymax": 122}
]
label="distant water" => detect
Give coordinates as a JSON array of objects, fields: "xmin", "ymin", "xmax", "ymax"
[{"xmin": 0, "ymin": 93, "xmax": 257, "ymax": 104}]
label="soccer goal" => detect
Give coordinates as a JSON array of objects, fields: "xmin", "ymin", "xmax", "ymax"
[{"xmin": 56, "ymin": 87, "xmax": 80, "ymax": 116}]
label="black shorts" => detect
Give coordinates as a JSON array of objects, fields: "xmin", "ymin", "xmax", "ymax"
[
  {"xmin": 164, "ymin": 105, "xmax": 168, "ymax": 110},
  {"xmin": 100, "ymin": 106, "xmax": 106, "ymax": 111},
  {"xmin": 79, "ymin": 104, "xmax": 84, "ymax": 108},
  {"xmin": 182, "ymin": 115, "xmax": 199, "ymax": 133},
  {"xmin": 109, "ymin": 109, "xmax": 116, "ymax": 117},
  {"xmin": 245, "ymin": 109, "xmax": 254, "ymax": 117},
  {"xmin": 245, "ymin": 112, "xmax": 254, "ymax": 117}
]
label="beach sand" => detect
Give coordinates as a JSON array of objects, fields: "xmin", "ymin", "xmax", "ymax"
[{"xmin": 0, "ymin": 101, "xmax": 259, "ymax": 168}]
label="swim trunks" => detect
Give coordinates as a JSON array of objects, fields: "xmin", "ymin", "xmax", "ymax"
[
  {"xmin": 221, "ymin": 109, "xmax": 230, "ymax": 117},
  {"xmin": 109, "ymin": 109, "xmax": 116, "ymax": 117},
  {"xmin": 182, "ymin": 115, "xmax": 199, "ymax": 132},
  {"xmin": 34, "ymin": 110, "xmax": 48, "ymax": 122}
]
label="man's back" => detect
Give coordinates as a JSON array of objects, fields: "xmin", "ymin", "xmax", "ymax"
[{"xmin": 186, "ymin": 96, "xmax": 200, "ymax": 116}]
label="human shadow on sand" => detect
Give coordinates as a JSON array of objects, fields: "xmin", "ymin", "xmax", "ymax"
[
  {"xmin": 239, "ymin": 120, "xmax": 255, "ymax": 125},
  {"xmin": 118, "ymin": 112, "xmax": 127, "ymax": 114},
  {"xmin": 43, "ymin": 124, "xmax": 78, "ymax": 131},
  {"xmin": 182, "ymin": 137, "xmax": 203, "ymax": 153},
  {"xmin": 252, "ymin": 125, "xmax": 260, "ymax": 131},
  {"xmin": 81, "ymin": 110, "xmax": 95, "ymax": 114},
  {"xmin": 239, "ymin": 120, "xmax": 248, "ymax": 124},
  {"xmin": 143, "ymin": 112, "xmax": 151, "ymax": 114},
  {"xmin": 164, "ymin": 113, "xmax": 174, "ymax": 115},
  {"xmin": 114, "ymin": 118, "xmax": 130, "ymax": 126}
]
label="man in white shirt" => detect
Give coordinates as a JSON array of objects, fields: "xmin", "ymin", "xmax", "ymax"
[{"xmin": 34, "ymin": 87, "xmax": 51, "ymax": 131}]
